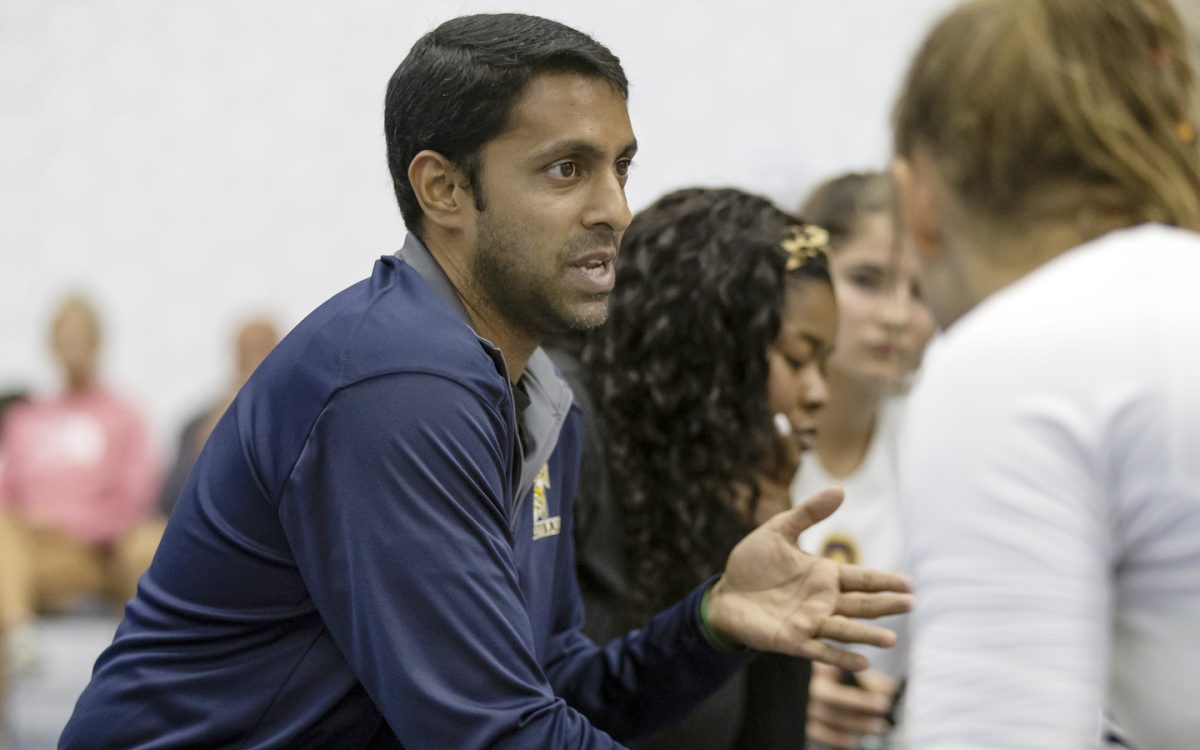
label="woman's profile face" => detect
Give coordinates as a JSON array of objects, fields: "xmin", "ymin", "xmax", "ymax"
[{"xmin": 767, "ymin": 277, "xmax": 837, "ymax": 451}]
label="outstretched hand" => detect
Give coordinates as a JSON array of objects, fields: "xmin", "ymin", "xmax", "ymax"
[{"xmin": 705, "ymin": 487, "xmax": 913, "ymax": 671}]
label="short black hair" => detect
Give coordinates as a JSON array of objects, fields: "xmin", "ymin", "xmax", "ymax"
[{"xmin": 384, "ymin": 13, "xmax": 629, "ymax": 235}]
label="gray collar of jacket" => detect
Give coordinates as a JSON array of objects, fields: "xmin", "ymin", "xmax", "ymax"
[{"xmin": 395, "ymin": 234, "xmax": 575, "ymax": 513}]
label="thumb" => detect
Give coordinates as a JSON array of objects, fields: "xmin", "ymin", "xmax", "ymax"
[
  {"xmin": 763, "ymin": 485, "xmax": 844, "ymax": 540},
  {"xmin": 856, "ymin": 669, "xmax": 900, "ymax": 697}
]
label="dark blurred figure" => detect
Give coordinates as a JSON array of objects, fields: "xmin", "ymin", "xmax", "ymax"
[
  {"xmin": 158, "ymin": 318, "xmax": 280, "ymax": 516},
  {"xmin": 0, "ymin": 295, "xmax": 160, "ymax": 670}
]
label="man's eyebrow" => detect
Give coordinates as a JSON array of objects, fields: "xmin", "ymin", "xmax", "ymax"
[{"xmin": 528, "ymin": 138, "xmax": 638, "ymax": 164}]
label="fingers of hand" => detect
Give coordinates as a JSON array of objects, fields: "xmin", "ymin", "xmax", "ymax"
[
  {"xmin": 855, "ymin": 668, "xmax": 899, "ymax": 695},
  {"xmin": 808, "ymin": 699, "xmax": 890, "ymax": 738},
  {"xmin": 810, "ymin": 667, "xmax": 893, "ymax": 715},
  {"xmin": 807, "ymin": 666, "xmax": 893, "ymax": 744},
  {"xmin": 796, "ymin": 639, "xmax": 870, "ymax": 672},
  {"xmin": 839, "ymin": 564, "xmax": 913, "ymax": 594},
  {"xmin": 767, "ymin": 486, "xmax": 844, "ymax": 538},
  {"xmin": 816, "ymin": 615, "xmax": 897, "ymax": 648},
  {"xmin": 805, "ymin": 719, "xmax": 865, "ymax": 750},
  {"xmin": 835, "ymin": 591, "xmax": 914, "ymax": 619},
  {"xmin": 812, "ymin": 661, "xmax": 843, "ymax": 680}
]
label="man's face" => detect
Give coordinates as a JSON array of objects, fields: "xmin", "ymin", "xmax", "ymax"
[{"xmin": 470, "ymin": 72, "xmax": 637, "ymax": 338}]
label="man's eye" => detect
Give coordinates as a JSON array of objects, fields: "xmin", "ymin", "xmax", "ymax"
[
  {"xmin": 615, "ymin": 158, "xmax": 633, "ymax": 177},
  {"xmin": 551, "ymin": 162, "xmax": 578, "ymax": 179}
]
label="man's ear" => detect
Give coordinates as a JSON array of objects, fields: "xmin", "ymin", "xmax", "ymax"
[
  {"xmin": 408, "ymin": 150, "xmax": 474, "ymax": 232},
  {"xmin": 892, "ymin": 154, "xmax": 944, "ymax": 262}
]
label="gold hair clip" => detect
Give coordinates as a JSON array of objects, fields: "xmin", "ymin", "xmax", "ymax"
[
  {"xmin": 1179, "ymin": 120, "xmax": 1196, "ymax": 145},
  {"xmin": 781, "ymin": 224, "xmax": 829, "ymax": 271}
]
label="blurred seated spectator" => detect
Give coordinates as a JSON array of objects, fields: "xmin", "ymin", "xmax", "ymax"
[
  {"xmin": 0, "ymin": 295, "xmax": 160, "ymax": 671},
  {"xmin": 158, "ymin": 317, "xmax": 279, "ymax": 516}
]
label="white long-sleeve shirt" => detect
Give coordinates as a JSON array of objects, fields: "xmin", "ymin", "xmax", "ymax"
[{"xmin": 900, "ymin": 223, "xmax": 1200, "ymax": 750}]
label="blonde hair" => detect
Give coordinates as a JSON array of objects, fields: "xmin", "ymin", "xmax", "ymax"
[
  {"xmin": 799, "ymin": 171, "xmax": 894, "ymax": 250},
  {"xmin": 894, "ymin": 0, "xmax": 1200, "ymax": 232}
]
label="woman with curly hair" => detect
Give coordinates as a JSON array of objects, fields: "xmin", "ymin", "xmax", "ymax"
[{"xmin": 551, "ymin": 186, "xmax": 839, "ymax": 748}]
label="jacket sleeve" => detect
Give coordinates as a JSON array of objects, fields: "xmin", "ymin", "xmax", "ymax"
[
  {"xmin": 540, "ymin": 411, "xmax": 751, "ymax": 741},
  {"xmin": 277, "ymin": 372, "xmax": 624, "ymax": 749},
  {"xmin": 543, "ymin": 578, "xmax": 750, "ymax": 743}
]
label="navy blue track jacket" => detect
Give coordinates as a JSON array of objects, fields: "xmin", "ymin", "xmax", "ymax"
[{"xmin": 60, "ymin": 236, "xmax": 746, "ymax": 749}]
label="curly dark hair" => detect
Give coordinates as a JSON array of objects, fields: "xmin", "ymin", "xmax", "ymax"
[{"xmin": 582, "ymin": 187, "xmax": 831, "ymax": 621}]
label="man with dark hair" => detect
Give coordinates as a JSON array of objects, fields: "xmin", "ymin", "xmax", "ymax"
[
  {"xmin": 61, "ymin": 14, "xmax": 910, "ymax": 748},
  {"xmin": 383, "ymin": 13, "xmax": 631, "ymax": 235}
]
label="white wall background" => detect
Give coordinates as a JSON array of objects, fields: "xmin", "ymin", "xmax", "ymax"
[{"xmin": 0, "ymin": 0, "xmax": 961, "ymax": 457}]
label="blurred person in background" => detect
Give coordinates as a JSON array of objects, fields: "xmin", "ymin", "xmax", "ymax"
[
  {"xmin": 0, "ymin": 295, "xmax": 160, "ymax": 672},
  {"xmin": 789, "ymin": 172, "xmax": 935, "ymax": 750},
  {"xmin": 158, "ymin": 317, "xmax": 279, "ymax": 516},
  {"xmin": 892, "ymin": 0, "xmax": 1200, "ymax": 747},
  {"xmin": 554, "ymin": 187, "xmax": 838, "ymax": 749}
]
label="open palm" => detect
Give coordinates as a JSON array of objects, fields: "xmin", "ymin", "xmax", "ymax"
[{"xmin": 706, "ymin": 487, "xmax": 912, "ymax": 671}]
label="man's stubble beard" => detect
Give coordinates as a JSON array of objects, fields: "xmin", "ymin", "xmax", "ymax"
[{"xmin": 473, "ymin": 210, "xmax": 615, "ymax": 339}]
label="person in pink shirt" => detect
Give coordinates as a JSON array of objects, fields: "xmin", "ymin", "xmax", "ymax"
[{"xmin": 0, "ymin": 295, "xmax": 161, "ymax": 660}]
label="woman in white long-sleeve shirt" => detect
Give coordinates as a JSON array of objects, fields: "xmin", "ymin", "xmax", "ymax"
[{"xmin": 891, "ymin": 1, "xmax": 1200, "ymax": 748}]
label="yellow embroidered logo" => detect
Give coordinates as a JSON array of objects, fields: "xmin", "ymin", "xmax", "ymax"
[
  {"xmin": 531, "ymin": 463, "xmax": 561, "ymax": 540},
  {"xmin": 820, "ymin": 533, "xmax": 859, "ymax": 565}
]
